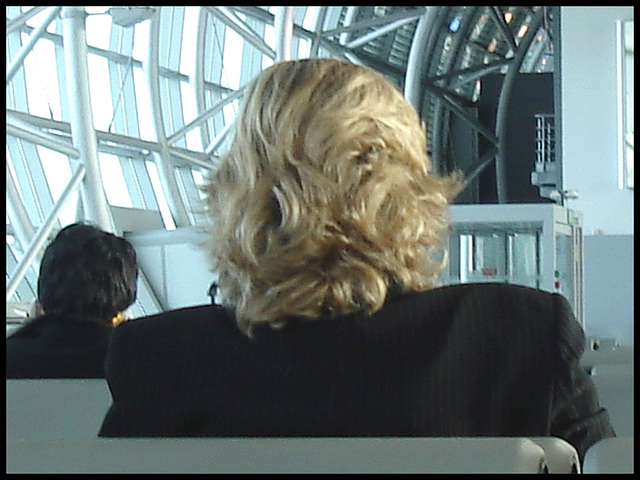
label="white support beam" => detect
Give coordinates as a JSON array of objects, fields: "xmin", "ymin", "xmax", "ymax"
[
  {"xmin": 61, "ymin": 6, "xmax": 116, "ymax": 233},
  {"xmin": 6, "ymin": 165, "xmax": 86, "ymax": 302},
  {"xmin": 274, "ymin": 7, "xmax": 295, "ymax": 61},
  {"xmin": 204, "ymin": 121, "xmax": 234, "ymax": 156},
  {"xmin": 166, "ymin": 88, "xmax": 245, "ymax": 146},
  {"xmin": 208, "ymin": 6, "xmax": 276, "ymax": 60},
  {"xmin": 6, "ymin": 163, "xmax": 37, "ymax": 256},
  {"xmin": 7, "ymin": 109, "xmax": 212, "ymax": 170},
  {"xmin": 6, "ymin": 6, "xmax": 49, "ymax": 35},
  {"xmin": 6, "ymin": 6, "xmax": 61, "ymax": 85},
  {"xmin": 6, "ymin": 115, "xmax": 79, "ymax": 158}
]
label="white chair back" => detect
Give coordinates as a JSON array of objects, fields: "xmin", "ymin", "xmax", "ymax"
[
  {"xmin": 583, "ymin": 437, "xmax": 634, "ymax": 474},
  {"xmin": 6, "ymin": 437, "xmax": 548, "ymax": 474},
  {"xmin": 530, "ymin": 437, "xmax": 580, "ymax": 473},
  {"xmin": 6, "ymin": 379, "xmax": 111, "ymax": 440}
]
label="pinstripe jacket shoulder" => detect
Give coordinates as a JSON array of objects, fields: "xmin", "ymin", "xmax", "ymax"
[{"xmin": 99, "ymin": 283, "xmax": 615, "ymax": 461}]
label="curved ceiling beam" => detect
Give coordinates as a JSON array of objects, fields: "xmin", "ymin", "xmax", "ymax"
[
  {"xmin": 494, "ymin": 7, "xmax": 546, "ymax": 203},
  {"xmin": 429, "ymin": 7, "xmax": 481, "ymax": 174},
  {"xmin": 413, "ymin": 6, "xmax": 551, "ymax": 202},
  {"xmin": 143, "ymin": 9, "xmax": 191, "ymax": 228},
  {"xmin": 404, "ymin": 6, "xmax": 440, "ymax": 110}
]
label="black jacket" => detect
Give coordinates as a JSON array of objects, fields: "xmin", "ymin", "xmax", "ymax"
[
  {"xmin": 6, "ymin": 314, "xmax": 112, "ymax": 378},
  {"xmin": 98, "ymin": 283, "xmax": 614, "ymax": 461}
]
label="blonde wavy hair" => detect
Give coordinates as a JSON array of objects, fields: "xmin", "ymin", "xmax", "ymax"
[{"xmin": 205, "ymin": 58, "xmax": 461, "ymax": 335}]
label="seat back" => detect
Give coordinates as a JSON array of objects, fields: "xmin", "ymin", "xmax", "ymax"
[
  {"xmin": 581, "ymin": 342, "xmax": 634, "ymax": 437},
  {"xmin": 6, "ymin": 379, "xmax": 112, "ymax": 440},
  {"xmin": 591, "ymin": 363, "xmax": 634, "ymax": 436},
  {"xmin": 5, "ymin": 437, "xmax": 547, "ymax": 473},
  {"xmin": 583, "ymin": 437, "xmax": 634, "ymax": 473},
  {"xmin": 530, "ymin": 437, "xmax": 580, "ymax": 473}
]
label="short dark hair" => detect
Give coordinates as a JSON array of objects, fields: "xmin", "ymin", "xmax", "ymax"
[{"xmin": 37, "ymin": 223, "xmax": 138, "ymax": 323}]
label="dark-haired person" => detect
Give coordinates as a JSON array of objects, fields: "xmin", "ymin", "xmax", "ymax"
[
  {"xmin": 6, "ymin": 223, "xmax": 138, "ymax": 378},
  {"xmin": 98, "ymin": 59, "xmax": 614, "ymax": 463}
]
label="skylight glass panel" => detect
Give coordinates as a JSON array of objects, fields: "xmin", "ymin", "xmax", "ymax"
[
  {"xmin": 21, "ymin": 36, "xmax": 60, "ymax": 119},
  {"xmin": 133, "ymin": 66, "xmax": 154, "ymax": 142},
  {"xmin": 302, "ymin": 7, "xmax": 320, "ymax": 31},
  {"xmin": 87, "ymin": 53, "xmax": 114, "ymax": 131},
  {"xmin": 179, "ymin": 6, "xmax": 199, "ymax": 76},
  {"xmin": 85, "ymin": 8, "xmax": 112, "ymax": 50},
  {"xmin": 263, "ymin": 24, "xmax": 275, "ymax": 68},
  {"xmin": 221, "ymin": 26, "xmax": 244, "ymax": 90},
  {"xmin": 146, "ymin": 160, "xmax": 176, "ymax": 230},
  {"xmin": 132, "ymin": 19, "xmax": 149, "ymax": 62},
  {"xmin": 179, "ymin": 81, "xmax": 203, "ymax": 152},
  {"xmin": 20, "ymin": 35, "xmax": 54, "ymax": 118},
  {"xmin": 37, "ymin": 146, "xmax": 77, "ymax": 226},
  {"xmin": 99, "ymin": 153, "xmax": 134, "ymax": 208}
]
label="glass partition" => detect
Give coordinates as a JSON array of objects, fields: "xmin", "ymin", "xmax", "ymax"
[{"xmin": 443, "ymin": 204, "xmax": 584, "ymax": 326}]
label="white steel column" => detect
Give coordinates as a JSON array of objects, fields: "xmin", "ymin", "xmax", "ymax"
[
  {"xmin": 274, "ymin": 7, "xmax": 295, "ymax": 61},
  {"xmin": 209, "ymin": 7, "xmax": 276, "ymax": 60},
  {"xmin": 61, "ymin": 6, "xmax": 116, "ymax": 232}
]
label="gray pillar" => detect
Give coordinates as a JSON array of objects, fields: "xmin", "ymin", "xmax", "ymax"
[{"xmin": 61, "ymin": 6, "xmax": 116, "ymax": 232}]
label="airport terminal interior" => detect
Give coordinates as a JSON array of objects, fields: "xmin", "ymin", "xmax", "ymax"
[{"xmin": 6, "ymin": 6, "xmax": 634, "ymax": 473}]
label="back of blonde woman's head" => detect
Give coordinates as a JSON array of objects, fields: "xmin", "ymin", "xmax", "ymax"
[{"xmin": 205, "ymin": 58, "xmax": 460, "ymax": 335}]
